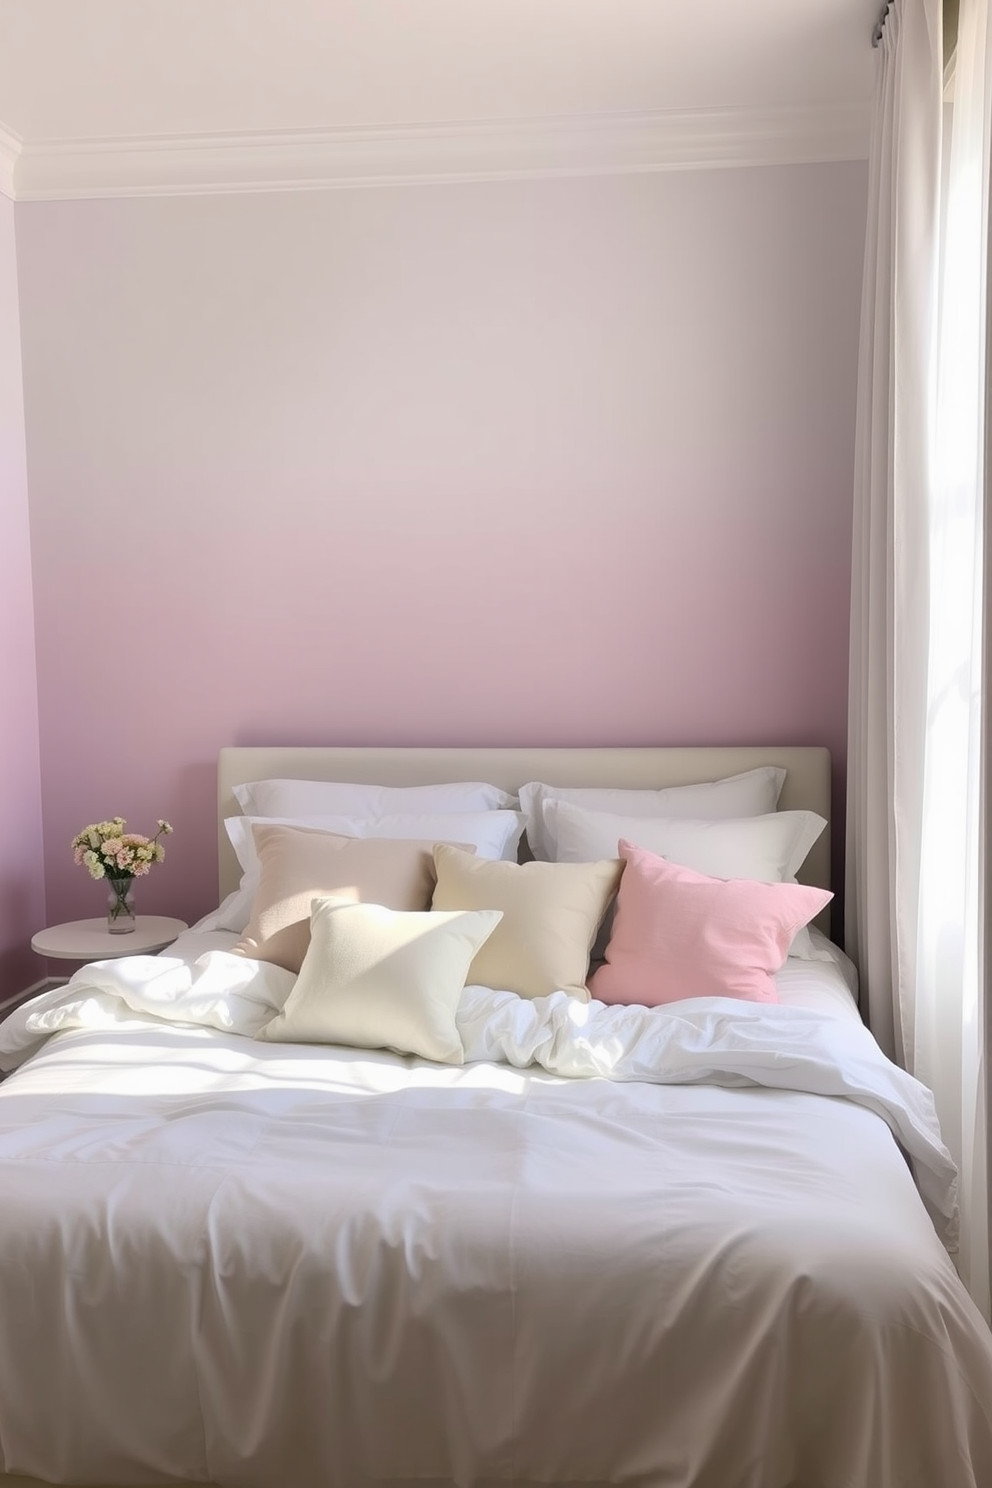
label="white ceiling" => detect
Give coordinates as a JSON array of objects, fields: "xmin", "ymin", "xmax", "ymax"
[{"xmin": 0, "ymin": 0, "xmax": 880, "ymax": 200}]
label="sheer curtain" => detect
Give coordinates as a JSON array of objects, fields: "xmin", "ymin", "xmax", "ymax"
[{"xmin": 847, "ymin": 0, "xmax": 991, "ymax": 1320}]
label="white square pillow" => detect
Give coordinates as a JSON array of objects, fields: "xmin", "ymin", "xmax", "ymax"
[
  {"xmin": 519, "ymin": 767, "xmax": 786, "ymax": 862},
  {"xmin": 256, "ymin": 898, "xmax": 502, "ymax": 1064},
  {"xmin": 216, "ymin": 810, "xmax": 526, "ymax": 933},
  {"xmin": 547, "ymin": 801, "xmax": 829, "ymax": 960},
  {"xmin": 234, "ymin": 778, "xmax": 516, "ymax": 818}
]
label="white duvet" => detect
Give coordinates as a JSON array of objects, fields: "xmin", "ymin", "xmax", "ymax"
[{"xmin": 1, "ymin": 936, "xmax": 991, "ymax": 1488}]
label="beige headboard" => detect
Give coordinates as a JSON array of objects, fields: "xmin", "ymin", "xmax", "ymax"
[{"xmin": 218, "ymin": 744, "xmax": 831, "ymax": 904}]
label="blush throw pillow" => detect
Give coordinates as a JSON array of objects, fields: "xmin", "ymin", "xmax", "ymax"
[
  {"xmin": 234, "ymin": 823, "xmax": 475, "ymax": 973},
  {"xmin": 589, "ymin": 841, "xmax": 833, "ymax": 1008},
  {"xmin": 256, "ymin": 899, "xmax": 503, "ymax": 1064},
  {"xmin": 431, "ymin": 844, "xmax": 622, "ymax": 1000}
]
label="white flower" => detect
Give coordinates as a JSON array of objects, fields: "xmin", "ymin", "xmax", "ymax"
[{"xmin": 73, "ymin": 816, "xmax": 172, "ymax": 880}]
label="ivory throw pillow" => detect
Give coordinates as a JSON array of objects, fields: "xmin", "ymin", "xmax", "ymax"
[
  {"xmin": 234, "ymin": 824, "xmax": 474, "ymax": 973},
  {"xmin": 546, "ymin": 801, "xmax": 829, "ymax": 960},
  {"xmin": 519, "ymin": 767, "xmax": 786, "ymax": 862},
  {"xmin": 589, "ymin": 841, "xmax": 833, "ymax": 1008},
  {"xmin": 256, "ymin": 898, "xmax": 503, "ymax": 1064},
  {"xmin": 431, "ymin": 843, "xmax": 623, "ymax": 1001}
]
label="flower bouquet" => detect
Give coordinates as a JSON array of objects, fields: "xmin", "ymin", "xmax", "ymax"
[{"xmin": 72, "ymin": 817, "xmax": 173, "ymax": 932}]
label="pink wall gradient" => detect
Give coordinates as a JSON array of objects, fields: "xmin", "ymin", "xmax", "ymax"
[
  {"xmin": 15, "ymin": 163, "xmax": 866, "ymax": 939},
  {"xmin": 0, "ymin": 192, "xmax": 45, "ymax": 998}
]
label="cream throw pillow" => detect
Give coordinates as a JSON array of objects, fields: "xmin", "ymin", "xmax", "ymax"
[
  {"xmin": 256, "ymin": 898, "xmax": 503, "ymax": 1064},
  {"xmin": 431, "ymin": 843, "xmax": 623, "ymax": 1001},
  {"xmin": 235, "ymin": 823, "xmax": 474, "ymax": 973}
]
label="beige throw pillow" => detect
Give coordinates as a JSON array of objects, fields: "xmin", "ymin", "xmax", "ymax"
[
  {"xmin": 256, "ymin": 898, "xmax": 503, "ymax": 1064},
  {"xmin": 234, "ymin": 822, "xmax": 474, "ymax": 973},
  {"xmin": 431, "ymin": 843, "xmax": 623, "ymax": 1001}
]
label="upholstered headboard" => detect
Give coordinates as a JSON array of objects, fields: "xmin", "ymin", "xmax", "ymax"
[{"xmin": 217, "ymin": 745, "xmax": 831, "ymax": 903}]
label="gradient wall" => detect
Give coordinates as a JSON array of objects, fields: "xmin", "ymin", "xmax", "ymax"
[{"xmin": 14, "ymin": 161, "xmax": 867, "ymax": 944}]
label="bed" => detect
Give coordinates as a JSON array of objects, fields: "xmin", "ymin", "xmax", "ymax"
[{"xmin": 1, "ymin": 744, "xmax": 990, "ymax": 1488}]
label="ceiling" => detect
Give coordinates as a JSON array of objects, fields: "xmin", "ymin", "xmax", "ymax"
[{"xmin": 0, "ymin": 0, "xmax": 880, "ymax": 201}]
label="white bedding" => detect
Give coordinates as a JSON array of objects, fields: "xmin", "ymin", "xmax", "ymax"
[{"xmin": 1, "ymin": 933, "xmax": 991, "ymax": 1488}]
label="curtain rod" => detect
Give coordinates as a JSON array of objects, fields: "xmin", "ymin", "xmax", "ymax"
[{"xmin": 872, "ymin": 0, "xmax": 893, "ymax": 46}]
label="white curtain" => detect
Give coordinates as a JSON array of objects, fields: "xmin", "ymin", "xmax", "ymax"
[{"xmin": 847, "ymin": 0, "xmax": 991, "ymax": 1320}]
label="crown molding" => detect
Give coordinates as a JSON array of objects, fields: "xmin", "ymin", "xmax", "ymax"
[
  {"xmin": 6, "ymin": 102, "xmax": 870, "ymax": 201},
  {"xmin": 0, "ymin": 125, "xmax": 21, "ymax": 201}
]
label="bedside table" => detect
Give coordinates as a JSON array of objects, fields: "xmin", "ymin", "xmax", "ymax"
[{"xmin": 31, "ymin": 916, "xmax": 189, "ymax": 962}]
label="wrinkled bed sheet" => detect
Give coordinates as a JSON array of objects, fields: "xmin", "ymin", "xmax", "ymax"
[{"xmin": 0, "ymin": 935, "xmax": 990, "ymax": 1488}]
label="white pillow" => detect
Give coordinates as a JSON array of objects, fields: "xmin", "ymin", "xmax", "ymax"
[
  {"xmin": 256, "ymin": 898, "xmax": 502, "ymax": 1064},
  {"xmin": 519, "ymin": 767, "xmax": 786, "ymax": 862},
  {"xmin": 216, "ymin": 810, "xmax": 526, "ymax": 933},
  {"xmin": 548, "ymin": 801, "xmax": 830, "ymax": 960},
  {"xmin": 234, "ymin": 778, "xmax": 516, "ymax": 818},
  {"xmin": 190, "ymin": 889, "xmax": 247, "ymax": 935}
]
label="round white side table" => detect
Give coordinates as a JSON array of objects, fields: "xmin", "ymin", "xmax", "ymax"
[{"xmin": 31, "ymin": 916, "xmax": 189, "ymax": 962}]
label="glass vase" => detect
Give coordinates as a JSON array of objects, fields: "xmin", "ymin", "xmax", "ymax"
[{"xmin": 106, "ymin": 875, "xmax": 136, "ymax": 933}]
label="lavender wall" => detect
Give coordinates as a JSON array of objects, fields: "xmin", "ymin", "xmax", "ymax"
[
  {"xmin": 15, "ymin": 162, "xmax": 867, "ymax": 934},
  {"xmin": 0, "ymin": 192, "xmax": 45, "ymax": 998}
]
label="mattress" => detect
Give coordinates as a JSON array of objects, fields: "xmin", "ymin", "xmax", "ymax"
[{"xmin": 0, "ymin": 931, "xmax": 990, "ymax": 1488}]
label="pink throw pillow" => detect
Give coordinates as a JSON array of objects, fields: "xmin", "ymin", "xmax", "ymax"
[{"xmin": 589, "ymin": 840, "xmax": 833, "ymax": 1008}]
